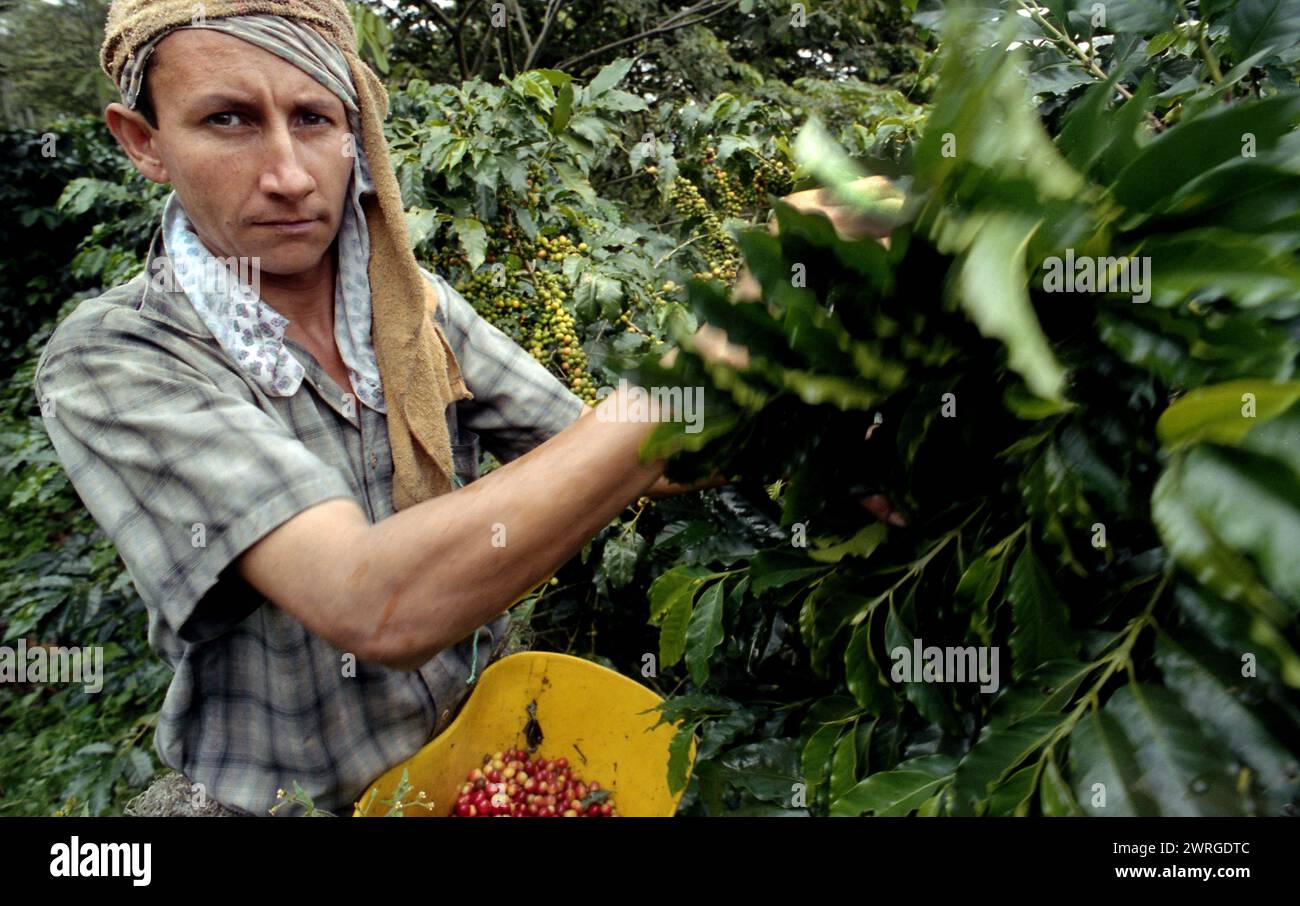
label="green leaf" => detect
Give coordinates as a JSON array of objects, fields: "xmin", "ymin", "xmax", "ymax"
[
  {"xmin": 1241, "ymin": 400, "xmax": 1300, "ymax": 478},
  {"xmin": 1071, "ymin": 699, "xmax": 1185, "ymax": 818},
  {"xmin": 951, "ymin": 714, "xmax": 1064, "ymax": 815},
  {"xmin": 551, "ymin": 161, "xmax": 597, "ymax": 206},
  {"xmin": 1193, "ymin": 444, "xmax": 1300, "ymax": 597},
  {"xmin": 57, "ymin": 178, "xmax": 106, "ymax": 216},
  {"xmin": 1141, "ymin": 230, "xmax": 1300, "ymax": 308},
  {"xmin": 914, "ymin": 25, "xmax": 1084, "ymax": 200},
  {"xmin": 956, "ymin": 216, "xmax": 1067, "ymax": 402},
  {"xmin": 1104, "ymin": 0, "xmax": 1178, "ymax": 32},
  {"xmin": 1155, "ymin": 632, "xmax": 1298, "ymax": 812},
  {"xmin": 1099, "ymin": 683, "xmax": 1247, "ymax": 816},
  {"xmin": 126, "ymin": 748, "xmax": 154, "ymax": 786},
  {"xmin": 914, "ymin": 791, "xmax": 945, "ymax": 816},
  {"xmin": 533, "ymin": 68, "xmax": 573, "ymax": 88},
  {"xmin": 1158, "ymin": 446, "xmax": 1300, "ymax": 608},
  {"xmin": 1157, "ymin": 381, "xmax": 1300, "ymax": 451},
  {"xmin": 1173, "ymin": 584, "xmax": 1300, "ymax": 690},
  {"xmin": 1006, "ymin": 547, "xmax": 1076, "ymax": 679},
  {"xmin": 795, "ymin": 696, "xmax": 857, "ymax": 795},
  {"xmin": 1039, "ymin": 752, "xmax": 1083, "ymax": 816},
  {"xmin": 749, "ymin": 361, "xmax": 882, "ymax": 410},
  {"xmin": 806, "ymin": 522, "xmax": 888, "ymax": 564},
  {"xmin": 587, "ymin": 57, "xmax": 633, "ymax": 97},
  {"xmin": 685, "ymin": 580, "xmax": 727, "ymax": 686},
  {"xmin": 595, "ymin": 89, "xmax": 648, "ymax": 113},
  {"xmin": 667, "ymin": 720, "xmax": 701, "ymax": 795},
  {"xmin": 1056, "ymin": 75, "xmax": 1126, "ymax": 173},
  {"xmin": 697, "ymin": 707, "xmax": 758, "ymax": 762},
  {"xmin": 831, "ymin": 762, "xmax": 954, "ymax": 817},
  {"xmin": 792, "ymin": 117, "xmax": 905, "ymax": 222},
  {"xmin": 1230, "ymin": 0, "xmax": 1300, "ymax": 61},
  {"xmin": 660, "ymin": 585, "xmax": 697, "ymax": 669},
  {"xmin": 844, "ymin": 617, "xmax": 895, "ymax": 715},
  {"xmin": 829, "ymin": 729, "xmax": 860, "ymax": 803},
  {"xmin": 884, "ymin": 601, "xmax": 961, "ymax": 732},
  {"xmin": 574, "ymin": 271, "xmax": 622, "ymax": 318},
  {"xmin": 601, "ymin": 529, "xmax": 646, "ymax": 588},
  {"xmin": 802, "ymin": 725, "xmax": 842, "ymax": 797},
  {"xmin": 451, "ymin": 216, "xmax": 487, "ymax": 270},
  {"xmin": 1152, "ymin": 461, "xmax": 1287, "ymax": 621},
  {"xmin": 986, "ymin": 764, "xmax": 1037, "ymax": 816},
  {"xmin": 955, "ymin": 545, "xmax": 1010, "ymax": 644},
  {"xmin": 1112, "ymin": 93, "xmax": 1300, "ymax": 212},
  {"xmin": 550, "ymin": 80, "xmax": 575, "ymax": 135},
  {"xmin": 404, "ymin": 207, "xmax": 438, "ymax": 248},
  {"xmin": 437, "ymin": 137, "xmax": 469, "ymax": 174},
  {"xmin": 988, "ymin": 659, "xmax": 1094, "ymax": 730},
  {"xmin": 748, "ymin": 550, "xmax": 828, "ymax": 595},
  {"xmin": 800, "ymin": 578, "xmax": 879, "ymax": 675},
  {"xmin": 647, "ymin": 566, "xmax": 711, "ymax": 625},
  {"xmin": 716, "ymin": 738, "xmax": 803, "ymax": 804},
  {"xmin": 1145, "ymin": 30, "xmax": 1179, "ymax": 56},
  {"xmin": 513, "ymin": 70, "xmax": 556, "ymax": 110}
]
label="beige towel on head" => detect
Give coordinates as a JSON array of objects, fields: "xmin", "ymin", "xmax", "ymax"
[{"xmin": 102, "ymin": 0, "xmax": 471, "ymax": 511}]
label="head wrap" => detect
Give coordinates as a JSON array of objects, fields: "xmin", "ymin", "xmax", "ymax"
[{"xmin": 101, "ymin": 0, "xmax": 471, "ymax": 511}]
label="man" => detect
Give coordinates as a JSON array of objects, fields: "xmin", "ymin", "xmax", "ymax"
[{"xmin": 37, "ymin": 1, "xmax": 891, "ymax": 816}]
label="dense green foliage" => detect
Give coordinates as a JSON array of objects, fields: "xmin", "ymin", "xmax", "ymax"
[
  {"xmin": 0, "ymin": 0, "xmax": 113, "ymax": 128},
  {"xmin": 629, "ymin": 4, "xmax": 1300, "ymax": 815}
]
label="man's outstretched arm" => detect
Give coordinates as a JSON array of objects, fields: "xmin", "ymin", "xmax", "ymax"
[
  {"xmin": 237, "ymin": 383, "xmax": 667, "ymax": 671},
  {"xmin": 575, "ymin": 402, "xmax": 729, "ymax": 500}
]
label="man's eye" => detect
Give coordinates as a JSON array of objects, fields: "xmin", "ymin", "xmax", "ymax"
[
  {"xmin": 206, "ymin": 112, "xmax": 246, "ymax": 127},
  {"xmin": 301, "ymin": 112, "xmax": 333, "ymax": 126}
]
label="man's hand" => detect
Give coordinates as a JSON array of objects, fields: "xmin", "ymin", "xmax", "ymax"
[
  {"xmin": 664, "ymin": 175, "xmax": 901, "ymax": 369},
  {"xmin": 732, "ymin": 175, "xmax": 900, "ymax": 303},
  {"xmin": 578, "ymin": 403, "xmax": 726, "ymax": 499},
  {"xmin": 657, "ymin": 324, "xmax": 749, "ymax": 370},
  {"xmin": 773, "ymin": 176, "xmax": 901, "ymax": 242},
  {"xmin": 656, "ymin": 175, "xmax": 908, "ymax": 524}
]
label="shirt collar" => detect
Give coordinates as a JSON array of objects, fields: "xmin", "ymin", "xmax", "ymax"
[{"xmin": 136, "ymin": 224, "xmax": 215, "ymax": 339}]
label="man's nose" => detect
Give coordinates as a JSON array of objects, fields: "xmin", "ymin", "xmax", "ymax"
[{"xmin": 258, "ymin": 120, "xmax": 317, "ymax": 200}]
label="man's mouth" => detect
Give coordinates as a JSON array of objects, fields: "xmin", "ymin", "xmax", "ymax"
[{"xmin": 256, "ymin": 216, "xmax": 322, "ymax": 234}]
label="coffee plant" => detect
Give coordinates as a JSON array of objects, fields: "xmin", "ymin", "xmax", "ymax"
[{"xmin": 625, "ymin": 3, "xmax": 1300, "ymax": 816}]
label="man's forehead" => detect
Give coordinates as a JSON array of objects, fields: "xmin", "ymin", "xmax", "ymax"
[{"xmin": 151, "ymin": 27, "xmax": 333, "ymax": 97}]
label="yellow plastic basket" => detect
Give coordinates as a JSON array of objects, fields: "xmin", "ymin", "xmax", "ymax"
[{"xmin": 353, "ymin": 651, "xmax": 696, "ymax": 817}]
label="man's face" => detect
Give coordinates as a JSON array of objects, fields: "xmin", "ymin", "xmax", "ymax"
[{"xmin": 134, "ymin": 29, "xmax": 355, "ymax": 278}]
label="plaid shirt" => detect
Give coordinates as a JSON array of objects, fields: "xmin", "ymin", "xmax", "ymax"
[{"xmin": 33, "ymin": 226, "xmax": 585, "ymax": 816}]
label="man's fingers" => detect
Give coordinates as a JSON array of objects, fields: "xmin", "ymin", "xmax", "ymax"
[
  {"xmin": 861, "ymin": 494, "xmax": 907, "ymax": 527},
  {"xmin": 731, "ymin": 264, "xmax": 762, "ymax": 302},
  {"xmin": 660, "ymin": 324, "xmax": 751, "ymax": 370},
  {"xmin": 693, "ymin": 323, "xmax": 750, "ymax": 369},
  {"xmin": 777, "ymin": 176, "xmax": 899, "ymax": 242}
]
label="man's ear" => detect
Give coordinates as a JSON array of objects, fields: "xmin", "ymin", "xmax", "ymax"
[{"xmin": 104, "ymin": 102, "xmax": 170, "ymax": 184}]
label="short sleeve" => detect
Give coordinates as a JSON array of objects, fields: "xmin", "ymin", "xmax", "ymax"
[
  {"xmin": 33, "ymin": 317, "xmax": 359, "ymax": 644},
  {"xmin": 422, "ymin": 268, "xmax": 586, "ymax": 463}
]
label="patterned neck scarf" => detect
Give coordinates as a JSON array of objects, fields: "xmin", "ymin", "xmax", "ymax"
[{"xmin": 137, "ymin": 14, "xmax": 387, "ymax": 413}]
